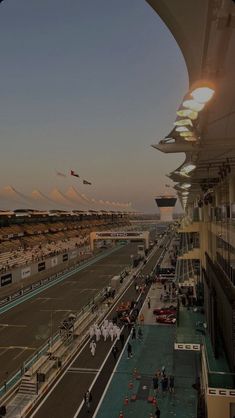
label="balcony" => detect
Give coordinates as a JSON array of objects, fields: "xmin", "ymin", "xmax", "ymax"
[
  {"xmin": 212, "ymin": 220, "xmax": 235, "ymax": 249},
  {"xmin": 202, "ymin": 335, "xmax": 234, "ymax": 391},
  {"xmin": 178, "ymin": 246, "xmax": 200, "ymax": 260},
  {"xmin": 175, "ymin": 306, "xmax": 204, "ymax": 346},
  {"xmin": 175, "ymin": 257, "xmax": 198, "ymax": 287},
  {"xmin": 176, "ymin": 308, "xmax": 235, "ymax": 390},
  {"xmin": 178, "ymin": 221, "xmax": 199, "ymax": 233}
]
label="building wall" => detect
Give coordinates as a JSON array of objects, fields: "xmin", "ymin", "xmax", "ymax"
[
  {"xmin": 159, "ymin": 207, "xmax": 175, "ymax": 222},
  {"xmin": 207, "ymin": 394, "xmax": 235, "ymax": 418}
]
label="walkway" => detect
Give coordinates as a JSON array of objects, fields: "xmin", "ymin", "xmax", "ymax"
[{"xmin": 95, "ymin": 282, "xmax": 199, "ymax": 418}]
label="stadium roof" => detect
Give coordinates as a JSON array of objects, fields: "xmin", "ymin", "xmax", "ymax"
[
  {"xmin": 0, "ymin": 185, "xmax": 134, "ymax": 214},
  {"xmin": 148, "ymin": 0, "xmax": 235, "ymax": 208}
]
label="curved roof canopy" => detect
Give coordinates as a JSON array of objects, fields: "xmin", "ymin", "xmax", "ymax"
[{"xmin": 148, "ymin": 0, "xmax": 235, "ymax": 207}]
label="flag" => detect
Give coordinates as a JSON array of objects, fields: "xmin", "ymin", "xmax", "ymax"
[
  {"xmin": 71, "ymin": 170, "xmax": 79, "ymax": 178},
  {"xmin": 83, "ymin": 179, "xmax": 92, "ymax": 185},
  {"xmin": 56, "ymin": 170, "xmax": 66, "ymax": 178}
]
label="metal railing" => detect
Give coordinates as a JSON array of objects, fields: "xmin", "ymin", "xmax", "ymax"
[
  {"xmin": 175, "ymin": 258, "xmax": 197, "ymax": 284},
  {"xmin": 0, "ymin": 245, "xmax": 122, "ymax": 313},
  {"xmin": 0, "ymin": 239, "xmax": 163, "ymax": 399},
  {"xmin": 202, "ymin": 336, "xmax": 235, "ymax": 389},
  {"xmin": 0, "ymin": 248, "xmax": 127, "ymax": 398},
  {"xmin": 0, "ymin": 286, "xmax": 106, "ymax": 397}
]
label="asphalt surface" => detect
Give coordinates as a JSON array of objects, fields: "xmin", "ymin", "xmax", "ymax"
[
  {"xmin": 0, "ymin": 242, "xmax": 140, "ymax": 387},
  {"xmin": 29, "ymin": 236, "xmax": 170, "ymax": 418}
]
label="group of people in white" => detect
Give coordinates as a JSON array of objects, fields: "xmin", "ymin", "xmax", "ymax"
[{"xmin": 89, "ymin": 320, "xmax": 121, "ymax": 356}]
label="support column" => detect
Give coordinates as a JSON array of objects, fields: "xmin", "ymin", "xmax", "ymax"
[
  {"xmin": 215, "ymin": 186, "xmax": 222, "ymax": 207},
  {"xmin": 229, "ymin": 175, "xmax": 235, "ymax": 218},
  {"xmin": 203, "ymin": 205, "xmax": 210, "ymax": 223}
]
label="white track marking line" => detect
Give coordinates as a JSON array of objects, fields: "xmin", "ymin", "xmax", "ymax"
[
  {"xmin": 30, "ymin": 246, "xmax": 162, "ymax": 417},
  {"xmin": 71, "ymin": 337, "xmax": 122, "ymax": 418},
  {"xmin": 92, "ymin": 289, "xmax": 146, "ymax": 417},
  {"xmin": 0, "ymin": 323, "xmax": 27, "ymax": 328},
  {"xmin": 30, "ymin": 273, "xmax": 137, "ymax": 418},
  {"xmin": 93, "ymin": 333, "xmax": 131, "ymax": 417},
  {"xmin": 0, "ymin": 348, "xmax": 9, "ymax": 358},
  {"xmin": 13, "ymin": 348, "xmax": 27, "ymax": 360},
  {"xmin": 69, "ymin": 367, "xmax": 99, "ymax": 372},
  {"xmin": 67, "ymin": 369, "xmax": 98, "ymax": 374},
  {"xmin": 73, "ymin": 283, "xmax": 145, "ymax": 417}
]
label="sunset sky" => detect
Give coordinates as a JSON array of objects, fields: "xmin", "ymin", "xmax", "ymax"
[{"xmin": 0, "ymin": 0, "xmax": 188, "ymax": 212}]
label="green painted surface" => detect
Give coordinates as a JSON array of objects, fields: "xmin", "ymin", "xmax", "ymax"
[
  {"xmin": 176, "ymin": 308, "xmax": 235, "ymax": 389},
  {"xmin": 203, "ymin": 335, "xmax": 234, "ymax": 388},
  {"xmin": 176, "ymin": 307, "xmax": 204, "ymax": 344},
  {"xmin": 96, "ymin": 325, "xmax": 198, "ymax": 418}
]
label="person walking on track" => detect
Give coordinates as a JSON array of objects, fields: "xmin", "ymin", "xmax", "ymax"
[
  {"xmin": 84, "ymin": 390, "xmax": 92, "ymax": 413},
  {"xmin": 90, "ymin": 340, "xmax": 96, "ymax": 356},
  {"xmin": 127, "ymin": 342, "xmax": 133, "ymax": 359}
]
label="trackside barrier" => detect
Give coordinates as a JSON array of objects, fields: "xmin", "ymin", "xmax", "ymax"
[
  {"xmin": 17, "ymin": 312, "xmax": 97, "ymax": 403},
  {"xmin": 3, "ymin": 242, "xmax": 163, "ymax": 417},
  {"xmin": 14, "ymin": 311, "xmax": 99, "ymax": 418},
  {"xmin": 0, "ymin": 309, "xmax": 99, "ymax": 415},
  {"xmin": 16, "ymin": 301, "xmax": 119, "ymax": 417},
  {"xmin": 0, "ymin": 256, "xmax": 129, "ymax": 399},
  {"xmin": 0, "ymin": 302, "xmax": 97, "ymax": 398},
  {"xmin": 0, "ymin": 245, "xmax": 124, "ymax": 314}
]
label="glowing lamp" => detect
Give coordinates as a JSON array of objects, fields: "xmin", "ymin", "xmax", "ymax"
[
  {"xmin": 175, "ymin": 126, "xmax": 190, "ymax": 132},
  {"xmin": 191, "ymin": 87, "xmax": 214, "ymax": 103},
  {"xmin": 179, "ymin": 172, "xmax": 190, "ymax": 178},
  {"xmin": 174, "ymin": 118, "xmax": 193, "ymax": 127},
  {"xmin": 184, "ymin": 136, "xmax": 197, "ymax": 142},
  {"xmin": 180, "ymin": 163, "xmax": 196, "ymax": 175},
  {"xmin": 181, "ymin": 183, "xmax": 191, "ymax": 189},
  {"xmin": 177, "ymin": 109, "xmax": 198, "ymax": 120},
  {"xmin": 180, "ymin": 131, "xmax": 193, "ymax": 137},
  {"xmin": 183, "ymin": 99, "xmax": 205, "ymax": 112}
]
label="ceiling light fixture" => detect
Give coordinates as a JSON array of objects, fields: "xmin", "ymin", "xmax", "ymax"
[
  {"xmin": 177, "ymin": 109, "xmax": 198, "ymax": 120},
  {"xmin": 174, "ymin": 118, "xmax": 193, "ymax": 127},
  {"xmin": 183, "ymin": 99, "xmax": 205, "ymax": 112},
  {"xmin": 161, "ymin": 137, "xmax": 175, "ymax": 144},
  {"xmin": 191, "ymin": 87, "xmax": 215, "ymax": 103},
  {"xmin": 179, "ymin": 131, "xmax": 193, "ymax": 137},
  {"xmin": 175, "ymin": 126, "xmax": 190, "ymax": 132},
  {"xmin": 180, "ymin": 163, "xmax": 196, "ymax": 176},
  {"xmin": 181, "ymin": 183, "xmax": 191, "ymax": 189},
  {"xmin": 184, "ymin": 136, "xmax": 197, "ymax": 142}
]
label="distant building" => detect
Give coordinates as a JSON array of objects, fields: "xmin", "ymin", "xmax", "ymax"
[{"xmin": 155, "ymin": 196, "xmax": 177, "ymax": 222}]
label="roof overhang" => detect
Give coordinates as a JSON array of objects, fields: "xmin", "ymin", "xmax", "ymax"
[{"xmin": 147, "ymin": 0, "xmax": 235, "ymax": 208}]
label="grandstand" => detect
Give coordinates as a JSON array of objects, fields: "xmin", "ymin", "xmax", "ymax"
[{"xmin": 0, "ymin": 210, "xmax": 130, "ymax": 274}]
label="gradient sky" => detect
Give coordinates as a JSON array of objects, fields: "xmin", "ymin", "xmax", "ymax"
[{"xmin": 0, "ymin": 0, "xmax": 188, "ymax": 212}]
